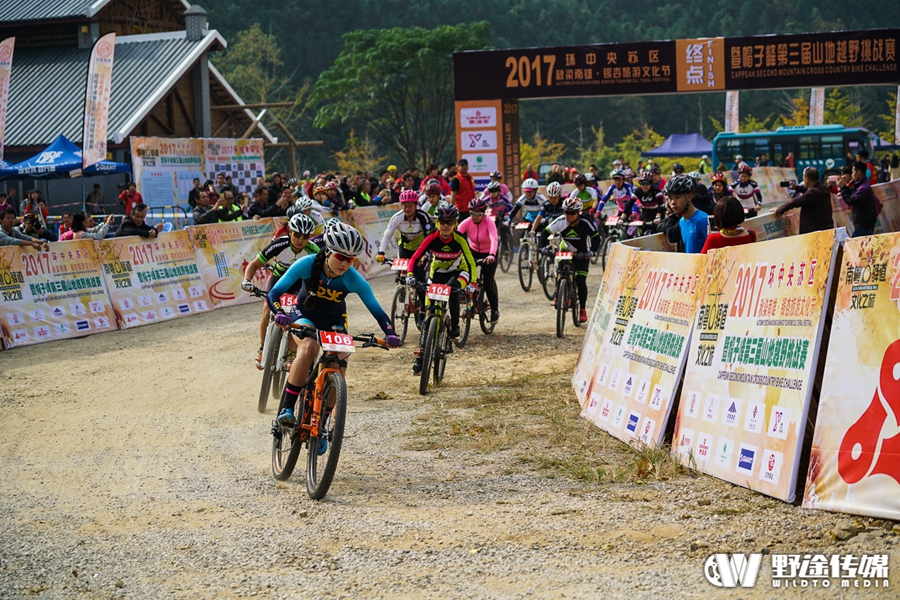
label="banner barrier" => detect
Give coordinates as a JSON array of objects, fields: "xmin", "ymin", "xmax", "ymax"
[
  {"xmin": 803, "ymin": 233, "xmax": 900, "ymax": 520},
  {"xmin": 621, "ymin": 211, "xmax": 791, "ymax": 252},
  {"xmin": 579, "ymin": 249, "xmax": 707, "ymax": 446},
  {"xmin": 0, "ymin": 240, "xmax": 116, "ymax": 348},
  {"xmin": 188, "ymin": 218, "xmax": 277, "ymax": 308},
  {"xmin": 674, "ymin": 229, "xmax": 842, "ymax": 502},
  {"xmin": 98, "ymin": 230, "xmax": 213, "ymax": 328},
  {"xmin": 345, "ymin": 206, "xmax": 398, "ymax": 280},
  {"xmin": 572, "ymin": 243, "xmax": 636, "ymax": 404}
]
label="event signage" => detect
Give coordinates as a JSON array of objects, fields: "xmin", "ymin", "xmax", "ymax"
[
  {"xmin": 188, "ymin": 219, "xmax": 276, "ymax": 308},
  {"xmin": 674, "ymin": 229, "xmax": 841, "ymax": 502},
  {"xmin": 453, "ymin": 29, "xmax": 900, "ymax": 101},
  {"xmin": 98, "ymin": 231, "xmax": 213, "ymax": 328},
  {"xmin": 579, "ymin": 249, "xmax": 706, "ymax": 446},
  {"xmin": 803, "ymin": 233, "xmax": 900, "ymax": 520},
  {"xmin": 453, "ymin": 99, "xmax": 520, "ymax": 193},
  {"xmin": 82, "ymin": 33, "xmax": 115, "ymax": 169},
  {"xmin": 0, "ymin": 37, "xmax": 13, "ymax": 162},
  {"xmin": 130, "ymin": 137, "xmax": 265, "ymax": 208},
  {"xmin": 0, "ymin": 241, "xmax": 116, "ymax": 348}
]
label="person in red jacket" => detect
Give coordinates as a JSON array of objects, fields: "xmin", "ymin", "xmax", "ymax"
[
  {"xmin": 118, "ymin": 182, "xmax": 143, "ymax": 216},
  {"xmin": 522, "ymin": 163, "xmax": 538, "ymax": 182},
  {"xmin": 450, "ymin": 158, "xmax": 476, "ymax": 221},
  {"xmin": 701, "ymin": 196, "xmax": 757, "ymax": 254}
]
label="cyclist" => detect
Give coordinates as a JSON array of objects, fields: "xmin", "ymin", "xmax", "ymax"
[
  {"xmin": 532, "ymin": 181, "xmax": 565, "ymax": 238},
  {"xmin": 595, "ymin": 169, "xmax": 638, "ymax": 222},
  {"xmin": 509, "ymin": 178, "xmax": 546, "ymax": 224},
  {"xmin": 710, "ymin": 172, "xmax": 734, "ymax": 203},
  {"xmin": 633, "ymin": 171, "xmax": 665, "ymax": 225},
  {"xmin": 268, "ymin": 223, "xmax": 402, "ymax": 427},
  {"xmin": 544, "ymin": 197, "xmax": 601, "ymax": 323},
  {"xmin": 458, "ymin": 197, "xmax": 500, "ymax": 324},
  {"xmin": 567, "ymin": 174, "xmax": 599, "ymax": 219},
  {"xmin": 419, "ymin": 179, "xmax": 445, "ymax": 217},
  {"xmin": 406, "ymin": 204, "xmax": 477, "ymax": 375},
  {"xmin": 650, "ymin": 164, "xmax": 667, "ymax": 191},
  {"xmin": 733, "ymin": 164, "xmax": 763, "ymax": 217},
  {"xmin": 277, "ymin": 196, "xmax": 325, "ymax": 238},
  {"xmin": 689, "ymin": 171, "xmax": 709, "ymax": 198},
  {"xmin": 376, "ymin": 189, "xmax": 434, "ymax": 313},
  {"xmin": 488, "ymin": 170, "xmax": 511, "ymax": 197},
  {"xmin": 242, "ymin": 214, "xmax": 320, "ymax": 370}
]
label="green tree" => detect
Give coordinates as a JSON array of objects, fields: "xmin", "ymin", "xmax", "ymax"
[
  {"xmin": 739, "ymin": 113, "xmax": 778, "ymax": 133},
  {"xmin": 874, "ymin": 92, "xmax": 898, "ymax": 143},
  {"xmin": 613, "ymin": 125, "xmax": 665, "ymax": 168},
  {"xmin": 331, "ymin": 130, "xmax": 387, "ymax": 175},
  {"xmin": 780, "ymin": 95, "xmax": 809, "ymax": 127},
  {"xmin": 520, "ymin": 132, "xmax": 567, "ymax": 169},
  {"xmin": 824, "ymin": 88, "xmax": 864, "ymax": 127},
  {"xmin": 312, "ymin": 23, "xmax": 492, "ymax": 170}
]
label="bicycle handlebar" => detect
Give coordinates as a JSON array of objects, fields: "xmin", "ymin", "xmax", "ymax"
[{"xmin": 288, "ymin": 324, "xmax": 389, "ymax": 350}]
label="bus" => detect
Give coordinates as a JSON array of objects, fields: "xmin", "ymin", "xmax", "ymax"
[{"xmin": 711, "ymin": 125, "xmax": 874, "ymax": 180}]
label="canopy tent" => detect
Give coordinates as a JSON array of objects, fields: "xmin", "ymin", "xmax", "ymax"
[
  {"xmin": 641, "ymin": 133, "xmax": 712, "ymax": 158},
  {"xmin": 871, "ymin": 134, "xmax": 899, "ymax": 151},
  {"xmin": 0, "ymin": 134, "xmax": 131, "ymax": 179}
]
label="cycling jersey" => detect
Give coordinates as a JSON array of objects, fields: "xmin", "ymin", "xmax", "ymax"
[
  {"xmin": 407, "ymin": 230, "xmax": 476, "ymax": 285},
  {"xmin": 546, "ymin": 216, "xmax": 602, "ymax": 254},
  {"xmin": 539, "ymin": 199, "xmax": 565, "ymax": 222},
  {"xmin": 257, "ymin": 237, "xmax": 320, "ymax": 279},
  {"xmin": 732, "ymin": 180, "xmax": 762, "ymax": 210},
  {"xmin": 267, "ymin": 254, "xmax": 394, "ymax": 336},
  {"xmin": 457, "ymin": 215, "xmax": 498, "ymax": 256},
  {"xmin": 510, "ymin": 192, "xmax": 548, "ymax": 222},
  {"xmin": 596, "ymin": 183, "xmax": 637, "ymax": 215},
  {"xmin": 568, "ymin": 186, "xmax": 599, "ymax": 211},
  {"xmin": 379, "ymin": 209, "xmax": 433, "ymax": 253},
  {"xmin": 712, "ymin": 188, "xmax": 735, "ymax": 203},
  {"xmin": 418, "ymin": 195, "xmax": 444, "ymax": 216},
  {"xmin": 486, "ymin": 193, "xmax": 514, "ymax": 220},
  {"xmin": 633, "ymin": 186, "xmax": 665, "ymax": 222}
]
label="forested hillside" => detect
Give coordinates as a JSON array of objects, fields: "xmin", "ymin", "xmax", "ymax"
[{"xmin": 201, "ymin": 0, "xmax": 900, "ymax": 172}]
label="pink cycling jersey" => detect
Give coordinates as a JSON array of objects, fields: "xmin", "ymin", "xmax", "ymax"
[{"xmin": 458, "ymin": 214, "xmax": 498, "ymax": 256}]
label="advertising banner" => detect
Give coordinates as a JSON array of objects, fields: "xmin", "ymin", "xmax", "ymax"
[
  {"xmin": 580, "ymin": 250, "xmax": 707, "ymax": 446},
  {"xmin": 0, "ymin": 241, "xmax": 116, "ymax": 348},
  {"xmin": 130, "ymin": 137, "xmax": 265, "ymax": 208},
  {"xmin": 82, "ymin": 33, "xmax": 115, "ymax": 169},
  {"xmin": 803, "ymin": 233, "xmax": 900, "ymax": 520},
  {"xmin": 345, "ymin": 205, "xmax": 397, "ymax": 280},
  {"xmin": 808, "ymin": 87, "xmax": 825, "ymax": 126},
  {"xmin": 674, "ymin": 229, "xmax": 841, "ymax": 502},
  {"xmin": 573, "ymin": 243, "xmax": 636, "ymax": 404},
  {"xmin": 725, "ymin": 91, "xmax": 739, "ymax": 133},
  {"xmin": 98, "ymin": 230, "xmax": 213, "ymax": 328},
  {"xmin": 188, "ymin": 219, "xmax": 276, "ymax": 308},
  {"xmin": 0, "ymin": 37, "xmax": 13, "ymax": 162}
]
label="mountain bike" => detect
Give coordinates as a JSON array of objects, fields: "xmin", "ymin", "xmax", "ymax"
[
  {"xmin": 418, "ymin": 281, "xmax": 457, "ymax": 395},
  {"xmin": 600, "ymin": 216, "xmax": 635, "ymax": 272},
  {"xmin": 250, "ymin": 287, "xmax": 294, "ymax": 413},
  {"xmin": 271, "ymin": 325, "xmax": 388, "ymax": 499},
  {"xmin": 540, "ymin": 235, "xmax": 561, "ymax": 301},
  {"xmin": 460, "ymin": 259, "xmax": 496, "ymax": 338},
  {"xmin": 516, "ymin": 223, "xmax": 537, "ymax": 292},
  {"xmin": 387, "ymin": 258, "xmax": 421, "ymax": 346},
  {"xmin": 554, "ymin": 251, "xmax": 589, "ymax": 338},
  {"xmin": 497, "ymin": 218, "xmax": 514, "ymax": 273}
]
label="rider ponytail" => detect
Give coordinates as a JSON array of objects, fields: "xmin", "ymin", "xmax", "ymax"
[{"xmin": 303, "ymin": 248, "xmax": 328, "ymax": 311}]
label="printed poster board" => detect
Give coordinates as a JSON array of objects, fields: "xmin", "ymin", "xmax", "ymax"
[
  {"xmin": 674, "ymin": 229, "xmax": 841, "ymax": 502},
  {"xmin": 804, "ymin": 232, "xmax": 900, "ymax": 520}
]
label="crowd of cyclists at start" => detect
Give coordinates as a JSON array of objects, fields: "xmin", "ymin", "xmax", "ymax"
[{"xmin": 236, "ymin": 160, "xmax": 780, "ymax": 427}]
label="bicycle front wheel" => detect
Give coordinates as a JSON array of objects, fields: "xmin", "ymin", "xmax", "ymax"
[
  {"xmin": 541, "ymin": 256, "xmax": 556, "ymax": 300},
  {"xmin": 556, "ymin": 279, "xmax": 567, "ymax": 338},
  {"xmin": 478, "ymin": 287, "xmax": 496, "ymax": 334},
  {"xmin": 499, "ymin": 232, "xmax": 513, "ymax": 273},
  {"xmin": 571, "ymin": 280, "xmax": 583, "ymax": 328},
  {"xmin": 518, "ymin": 241, "xmax": 533, "ymax": 291},
  {"xmin": 419, "ymin": 316, "xmax": 437, "ymax": 395},
  {"xmin": 601, "ymin": 235, "xmax": 616, "ymax": 272},
  {"xmin": 434, "ymin": 316, "xmax": 450, "ymax": 385},
  {"xmin": 391, "ymin": 286, "xmax": 409, "ymax": 345},
  {"xmin": 258, "ymin": 324, "xmax": 282, "ymax": 413},
  {"xmin": 307, "ymin": 372, "xmax": 347, "ymax": 500}
]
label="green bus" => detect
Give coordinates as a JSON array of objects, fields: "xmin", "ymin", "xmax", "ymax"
[{"xmin": 711, "ymin": 125, "xmax": 874, "ymax": 180}]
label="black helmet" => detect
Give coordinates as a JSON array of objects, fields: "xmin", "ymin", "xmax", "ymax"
[
  {"xmin": 664, "ymin": 174, "xmax": 695, "ymax": 196},
  {"xmin": 574, "ymin": 174, "xmax": 587, "ymax": 185},
  {"xmin": 672, "ymin": 162, "xmax": 685, "ymax": 173}
]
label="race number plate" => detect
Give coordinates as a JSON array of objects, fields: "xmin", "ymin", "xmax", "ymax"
[
  {"xmin": 390, "ymin": 258, "xmax": 410, "ymax": 271},
  {"xmin": 279, "ymin": 294, "xmax": 298, "ymax": 309},
  {"xmin": 319, "ymin": 330, "xmax": 356, "ymax": 353},
  {"xmin": 606, "ymin": 216, "xmax": 619, "ymax": 225},
  {"xmin": 555, "ymin": 251, "xmax": 574, "ymax": 263},
  {"xmin": 426, "ymin": 283, "xmax": 452, "ymax": 302},
  {"xmin": 515, "ymin": 222, "xmax": 531, "ymax": 230}
]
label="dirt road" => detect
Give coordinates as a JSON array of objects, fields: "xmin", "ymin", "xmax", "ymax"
[{"xmin": 1, "ymin": 263, "xmax": 896, "ymax": 599}]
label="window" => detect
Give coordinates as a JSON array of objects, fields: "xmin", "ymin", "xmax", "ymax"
[
  {"xmin": 799, "ymin": 136, "xmax": 820, "ymax": 160},
  {"xmin": 820, "ymin": 135, "xmax": 843, "ymax": 158}
]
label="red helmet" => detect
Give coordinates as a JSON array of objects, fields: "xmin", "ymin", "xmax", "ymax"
[
  {"xmin": 738, "ymin": 164, "xmax": 753, "ymax": 175},
  {"xmin": 710, "ymin": 171, "xmax": 727, "ymax": 184},
  {"xmin": 424, "ymin": 179, "xmax": 442, "ymax": 195},
  {"xmin": 325, "ymin": 180, "xmax": 339, "ymax": 189}
]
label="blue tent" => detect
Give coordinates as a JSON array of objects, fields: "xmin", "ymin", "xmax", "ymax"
[
  {"xmin": 641, "ymin": 133, "xmax": 712, "ymax": 158},
  {"xmin": 0, "ymin": 134, "xmax": 130, "ymax": 179}
]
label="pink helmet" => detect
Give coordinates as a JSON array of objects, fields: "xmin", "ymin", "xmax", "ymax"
[
  {"xmin": 469, "ymin": 197, "xmax": 489, "ymax": 212},
  {"xmin": 399, "ymin": 189, "xmax": 419, "ymax": 203}
]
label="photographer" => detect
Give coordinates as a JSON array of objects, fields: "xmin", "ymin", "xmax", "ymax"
[
  {"xmin": 19, "ymin": 213, "xmax": 57, "ymax": 242},
  {"xmin": 0, "ymin": 208, "xmax": 49, "ymax": 249},
  {"xmin": 839, "ymin": 161, "xmax": 878, "ymax": 238},
  {"xmin": 773, "ymin": 167, "xmax": 834, "ymax": 234}
]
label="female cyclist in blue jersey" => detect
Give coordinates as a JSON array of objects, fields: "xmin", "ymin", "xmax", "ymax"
[{"xmin": 267, "ymin": 222, "xmax": 402, "ymax": 426}]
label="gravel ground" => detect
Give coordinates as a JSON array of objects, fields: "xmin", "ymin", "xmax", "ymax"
[{"xmin": 1, "ymin": 262, "xmax": 897, "ymax": 599}]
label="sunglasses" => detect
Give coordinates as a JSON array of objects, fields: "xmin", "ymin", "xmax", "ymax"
[
  {"xmin": 470, "ymin": 211, "xmax": 485, "ymax": 216},
  {"xmin": 290, "ymin": 232, "xmax": 310, "ymax": 239},
  {"xmin": 438, "ymin": 219, "xmax": 456, "ymax": 226},
  {"xmin": 331, "ymin": 252, "xmax": 354, "ymax": 263},
  {"xmin": 564, "ymin": 211, "xmax": 580, "ymax": 216}
]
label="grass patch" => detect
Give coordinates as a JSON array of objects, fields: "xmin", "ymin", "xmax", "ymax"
[{"xmin": 406, "ymin": 371, "xmax": 692, "ymax": 484}]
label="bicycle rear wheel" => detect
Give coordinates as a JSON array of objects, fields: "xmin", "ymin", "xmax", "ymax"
[
  {"xmin": 391, "ymin": 286, "xmax": 410, "ymax": 345},
  {"xmin": 556, "ymin": 280, "xmax": 567, "ymax": 338},
  {"xmin": 478, "ymin": 287, "xmax": 496, "ymax": 334},
  {"xmin": 455, "ymin": 293, "xmax": 471, "ymax": 348},
  {"xmin": 518, "ymin": 241, "xmax": 533, "ymax": 291},
  {"xmin": 499, "ymin": 231, "xmax": 513, "ymax": 273},
  {"xmin": 541, "ymin": 256, "xmax": 556, "ymax": 300},
  {"xmin": 306, "ymin": 372, "xmax": 347, "ymax": 500},
  {"xmin": 258, "ymin": 324, "xmax": 282, "ymax": 413},
  {"xmin": 419, "ymin": 316, "xmax": 437, "ymax": 395}
]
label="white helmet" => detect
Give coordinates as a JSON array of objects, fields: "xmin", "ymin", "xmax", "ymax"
[
  {"xmin": 546, "ymin": 181, "xmax": 562, "ymax": 197},
  {"xmin": 522, "ymin": 178, "xmax": 539, "ymax": 191},
  {"xmin": 323, "ymin": 222, "xmax": 364, "ymax": 257},
  {"xmin": 562, "ymin": 197, "xmax": 583, "ymax": 212},
  {"xmin": 295, "ymin": 197, "xmax": 313, "ymax": 212},
  {"xmin": 288, "ymin": 213, "xmax": 316, "ymax": 236}
]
